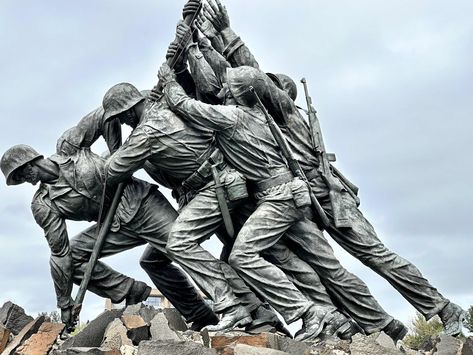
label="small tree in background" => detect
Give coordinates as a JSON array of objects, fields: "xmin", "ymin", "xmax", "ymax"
[
  {"xmin": 404, "ymin": 313, "xmax": 443, "ymax": 350},
  {"xmin": 37, "ymin": 310, "xmax": 61, "ymax": 323}
]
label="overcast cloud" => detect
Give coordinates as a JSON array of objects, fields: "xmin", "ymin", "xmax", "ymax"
[{"xmin": 0, "ymin": 0, "xmax": 472, "ymax": 327}]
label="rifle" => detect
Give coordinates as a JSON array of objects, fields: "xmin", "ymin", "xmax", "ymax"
[
  {"xmin": 301, "ymin": 78, "xmax": 357, "ymax": 228},
  {"xmin": 249, "ymin": 86, "xmax": 330, "ymax": 230},
  {"xmin": 69, "ymin": 181, "xmax": 125, "ymax": 331},
  {"xmin": 152, "ymin": 0, "xmax": 203, "ymax": 99}
]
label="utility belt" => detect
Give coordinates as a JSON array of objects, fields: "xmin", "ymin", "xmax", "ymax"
[
  {"xmin": 251, "ymin": 171, "xmax": 293, "ymax": 193},
  {"xmin": 249, "ymin": 170, "xmax": 311, "ymax": 209}
]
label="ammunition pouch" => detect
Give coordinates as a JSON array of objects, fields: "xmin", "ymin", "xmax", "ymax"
[
  {"xmin": 291, "ymin": 177, "xmax": 311, "ymax": 208},
  {"xmin": 220, "ymin": 169, "xmax": 248, "ymax": 202}
]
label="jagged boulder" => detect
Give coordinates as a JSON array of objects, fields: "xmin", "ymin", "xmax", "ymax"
[
  {"xmin": 1, "ymin": 315, "xmax": 46, "ymax": 355},
  {"xmin": 101, "ymin": 318, "xmax": 133, "ymax": 351},
  {"xmin": 61, "ymin": 309, "xmax": 123, "ymax": 349},
  {"xmin": 121, "ymin": 314, "xmax": 150, "ymax": 345},
  {"xmin": 0, "ymin": 301, "xmax": 34, "ymax": 335},
  {"xmin": 16, "ymin": 321, "xmax": 65, "ymax": 355},
  {"xmin": 150, "ymin": 313, "xmax": 181, "ymax": 342},
  {"xmin": 137, "ymin": 340, "xmax": 217, "ymax": 355}
]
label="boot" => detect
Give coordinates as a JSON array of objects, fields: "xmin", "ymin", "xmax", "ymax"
[
  {"xmin": 318, "ymin": 311, "xmax": 361, "ymax": 340},
  {"xmin": 205, "ymin": 305, "xmax": 252, "ymax": 332},
  {"xmin": 294, "ymin": 306, "xmax": 333, "ymax": 342},
  {"xmin": 125, "ymin": 281, "xmax": 152, "ymax": 306},
  {"xmin": 246, "ymin": 304, "xmax": 292, "ymax": 338},
  {"xmin": 383, "ymin": 319, "xmax": 408, "ymax": 343},
  {"xmin": 439, "ymin": 302, "xmax": 467, "ymax": 336},
  {"xmin": 190, "ymin": 312, "xmax": 220, "ymax": 331}
]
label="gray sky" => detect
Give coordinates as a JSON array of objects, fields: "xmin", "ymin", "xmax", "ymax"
[{"xmin": 0, "ymin": 0, "xmax": 472, "ymax": 328}]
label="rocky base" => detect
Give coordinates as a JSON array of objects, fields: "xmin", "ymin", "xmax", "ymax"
[{"xmin": 1, "ymin": 301, "xmax": 472, "ymax": 355}]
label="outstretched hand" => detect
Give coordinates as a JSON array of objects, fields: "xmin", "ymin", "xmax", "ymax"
[
  {"xmin": 203, "ymin": 0, "xmax": 230, "ymax": 32},
  {"xmin": 196, "ymin": 14, "xmax": 218, "ymax": 39}
]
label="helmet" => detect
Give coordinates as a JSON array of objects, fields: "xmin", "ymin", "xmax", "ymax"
[
  {"xmin": 266, "ymin": 73, "xmax": 297, "ymax": 101},
  {"xmin": 226, "ymin": 66, "xmax": 267, "ymax": 107},
  {"xmin": 1, "ymin": 144, "xmax": 43, "ymax": 185},
  {"xmin": 102, "ymin": 83, "xmax": 145, "ymax": 122}
]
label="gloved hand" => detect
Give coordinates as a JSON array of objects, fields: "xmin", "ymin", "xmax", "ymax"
[
  {"xmin": 158, "ymin": 63, "xmax": 176, "ymax": 87},
  {"xmin": 203, "ymin": 0, "xmax": 230, "ymax": 32},
  {"xmin": 149, "ymin": 84, "xmax": 162, "ymax": 102},
  {"xmin": 196, "ymin": 14, "xmax": 218, "ymax": 39},
  {"xmin": 61, "ymin": 306, "xmax": 77, "ymax": 332},
  {"xmin": 182, "ymin": 0, "xmax": 201, "ymax": 19},
  {"xmin": 167, "ymin": 21, "xmax": 192, "ymax": 72}
]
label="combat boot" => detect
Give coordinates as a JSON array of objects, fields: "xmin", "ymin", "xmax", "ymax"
[
  {"xmin": 190, "ymin": 312, "xmax": 219, "ymax": 331},
  {"xmin": 205, "ymin": 305, "xmax": 252, "ymax": 332},
  {"xmin": 125, "ymin": 281, "xmax": 152, "ymax": 306},
  {"xmin": 439, "ymin": 302, "xmax": 467, "ymax": 336},
  {"xmin": 318, "ymin": 311, "xmax": 361, "ymax": 340},
  {"xmin": 294, "ymin": 306, "xmax": 333, "ymax": 342},
  {"xmin": 246, "ymin": 304, "xmax": 291, "ymax": 338},
  {"xmin": 382, "ymin": 319, "xmax": 408, "ymax": 343}
]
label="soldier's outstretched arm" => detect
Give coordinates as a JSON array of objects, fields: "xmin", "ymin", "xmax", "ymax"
[
  {"xmin": 159, "ymin": 63, "xmax": 237, "ymax": 131},
  {"xmin": 203, "ymin": 0, "xmax": 259, "ymax": 69},
  {"xmin": 31, "ymin": 198, "xmax": 74, "ymax": 320},
  {"xmin": 104, "ymin": 127, "xmax": 152, "ymax": 185},
  {"xmin": 56, "ymin": 107, "xmax": 121, "ymax": 156}
]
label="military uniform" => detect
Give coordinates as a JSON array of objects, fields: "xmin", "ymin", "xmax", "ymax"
[
  {"xmin": 105, "ymin": 98, "xmax": 262, "ymax": 316},
  {"xmin": 221, "ymin": 32, "xmax": 450, "ymax": 323},
  {"xmin": 162, "ymin": 71, "xmax": 378, "ymax": 326},
  {"xmin": 28, "ymin": 111, "xmax": 215, "ymax": 324}
]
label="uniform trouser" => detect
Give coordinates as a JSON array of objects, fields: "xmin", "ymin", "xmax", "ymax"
[
  {"xmin": 229, "ymin": 194, "xmax": 394, "ymax": 331},
  {"xmin": 166, "ymin": 180, "xmax": 262, "ymax": 314},
  {"xmin": 70, "ymin": 187, "xmax": 214, "ymax": 323},
  {"xmin": 315, "ymin": 186, "xmax": 449, "ymax": 320},
  {"xmin": 221, "ymin": 202, "xmax": 336, "ymax": 311}
]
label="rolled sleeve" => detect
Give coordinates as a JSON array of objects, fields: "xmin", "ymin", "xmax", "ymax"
[{"xmin": 105, "ymin": 127, "xmax": 152, "ymax": 184}]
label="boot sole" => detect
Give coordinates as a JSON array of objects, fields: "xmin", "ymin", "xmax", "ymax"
[{"xmin": 206, "ymin": 316, "xmax": 253, "ymax": 332}]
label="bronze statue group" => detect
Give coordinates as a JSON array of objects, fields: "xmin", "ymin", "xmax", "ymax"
[{"xmin": 1, "ymin": 0, "xmax": 468, "ymax": 343}]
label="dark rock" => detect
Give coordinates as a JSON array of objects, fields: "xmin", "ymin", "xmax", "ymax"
[
  {"xmin": 417, "ymin": 335, "xmax": 437, "ymax": 352},
  {"xmin": 462, "ymin": 337, "xmax": 473, "ymax": 355},
  {"xmin": 61, "ymin": 309, "xmax": 123, "ymax": 349},
  {"xmin": 432, "ymin": 334, "xmax": 463, "ymax": 355},
  {"xmin": 1, "ymin": 315, "xmax": 46, "ymax": 355},
  {"xmin": 149, "ymin": 313, "xmax": 181, "ymax": 341},
  {"xmin": 51, "ymin": 346, "xmax": 121, "ymax": 354},
  {"xmin": 163, "ymin": 308, "xmax": 188, "ymax": 332},
  {"xmin": 16, "ymin": 321, "xmax": 64, "ymax": 354},
  {"xmin": 121, "ymin": 314, "xmax": 150, "ymax": 345},
  {"xmin": 139, "ymin": 305, "xmax": 160, "ymax": 324},
  {"xmin": 0, "ymin": 301, "xmax": 34, "ymax": 335},
  {"xmin": 276, "ymin": 336, "xmax": 310, "ymax": 355},
  {"xmin": 137, "ymin": 339, "xmax": 217, "ymax": 355},
  {"xmin": 350, "ymin": 332, "xmax": 403, "ymax": 355}
]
